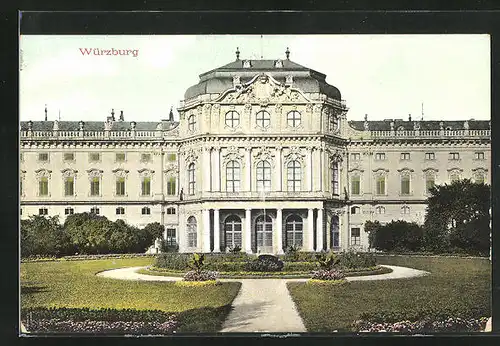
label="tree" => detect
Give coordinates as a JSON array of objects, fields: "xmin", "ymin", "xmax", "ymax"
[
  {"xmin": 424, "ymin": 179, "xmax": 490, "ymax": 255},
  {"xmin": 364, "ymin": 220, "xmax": 382, "ymax": 249},
  {"xmin": 20, "ymin": 215, "xmax": 72, "ymax": 257},
  {"xmin": 364, "ymin": 220, "xmax": 423, "ymax": 252},
  {"xmin": 63, "ymin": 213, "xmax": 115, "ymax": 254},
  {"xmin": 139, "ymin": 222, "xmax": 165, "ymax": 252}
]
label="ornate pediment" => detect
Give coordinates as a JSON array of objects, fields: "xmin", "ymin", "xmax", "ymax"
[
  {"xmin": 184, "ymin": 148, "xmax": 199, "ymax": 165},
  {"xmin": 61, "ymin": 168, "xmax": 78, "ymax": 177},
  {"xmin": 222, "ymin": 146, "xmax": 245, "ymax": 167},
  {"xmin": 164, "ymin": 163, "xmax": 178, "ymax": 175},
  {"xmin": 112, "ymin": 168, "xmax": 129, "ymax": 177},
  {"xmin": 326, "ymin": 148, "xmax": 343, "ymax": 163},
  {"xmin": 215, "ymin": 73, "xmax": 311, "ymax": 104},
  {"xmin": 138, "ymin": 168, "xmax": 155, "ymax": 177},
  {"xmin": 253, "ymin": 146, "xmax": 275, "ymax": 167},
  {"xmin": 284, "ymin": 147, "xmax": 305, "ymax": 165}
]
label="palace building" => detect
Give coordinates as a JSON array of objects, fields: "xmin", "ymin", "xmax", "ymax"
[{"xmin": 19, "ymin": 50, "xmax": 491, "ymax": 254}]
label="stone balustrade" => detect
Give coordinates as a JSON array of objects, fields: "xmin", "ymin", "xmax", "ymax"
[
  {"xmin": 20, "ymin": 129, "xmax": 179, "ymax": 140},
  {"xmin": 370, "ymin": 129, "xmax": 490, "ymax": 138}
]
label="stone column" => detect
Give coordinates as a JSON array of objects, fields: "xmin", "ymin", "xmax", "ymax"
[
  {"xmin": 202, "ymin": 209, "xmax": 210, "ymax": 252},
  {"xmin": 245, "ymin": 147, "xmax": 252, "ymax": 192},
  {"xmin": 309, "ymin": 148, "xmax": 314, "ymax": 192},
  {"xmin": 276, "ymin": 146, "xmax": 283, "ymax": 191},
  {"xmin": 245, "ymin": 208, "xmax": 252, "ymax": 253},
  {"xmin": 203, "ymin": 147, "xmax": 211, "ymax": 193},
  {"xmin": 215, "ymin": 146, "xmax": 221, "ymax": 192},
  {"xmin": 276, "ymin": 208, "xmax": 283, "ymax": 254},
  {"xmin": 319, "ymin": 148, "xmax": 323, "ymax": 191},
  {"xmin": 213, "ymin": 208, "xmax": 220, "ymax": 252},
  {"xmin": 307, "ymin": 208, "xmax": 314, "ymax": 251},
  {"xmin": 316, "ymin": 208, "xmax": 323, "ymax": 251},
  {"xmin": 178, "ymin": 208, "xmax": 186, "ymax": 252}
]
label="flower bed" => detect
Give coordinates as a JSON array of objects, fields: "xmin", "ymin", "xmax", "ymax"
[
  {"xmin": 306, "ymin": 279, "xmax": 348, "ymax": 286},
  {"xmin": 353, "ymin": 316, "xmax": 489, "ymax": 333},
  {"xmin": 21, "ymin": 307, "xmax": 177, "ymax": 334},
  {"xmin": 183, "ymin": 270, "xmax": 219, "ymax": 281},
  {"xmin": 311, "ymin": 269, "xmax": 346, "ymax": 281},
  {"xmin": 174, "ymin": 280, "xmax": 220, "ymax": 287}
]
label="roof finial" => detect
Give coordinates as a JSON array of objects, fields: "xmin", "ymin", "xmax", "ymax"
[
  {"xmin": 119, "ymin": 110, "xmax": 124, "ymax": 122},
  {"xmin": 235, "ymin": 47, "xmax": 240, "ymax": 60},
  {"xmin": 44, "ymin": 104, "xmax": 47, "ymax": 121},
  {"xmin": 169, "ymin": 106, "xmax": 174, "ymax": 121},
  {"xmin": 111, "ymin": 108, "xmax": 115, "ymax": 121},
  {"xmin": 285, "ymin": 47, "xmax": 290, "ymax": 60}
]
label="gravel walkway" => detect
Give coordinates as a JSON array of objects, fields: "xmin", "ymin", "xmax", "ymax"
[{"xmin": 96, "ymin": 265, "xmax": 430, "ymax": 333}]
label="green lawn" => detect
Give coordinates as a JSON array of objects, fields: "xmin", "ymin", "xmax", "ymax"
[
  {"xmin": 287, "ymin": 256, "xmax": 491, "ymax": 332},
  {"xmin": 21, "ymin": 258, "xmax": 241, "ymax": 333}
]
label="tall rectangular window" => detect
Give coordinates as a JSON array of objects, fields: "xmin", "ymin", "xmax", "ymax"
[
  {"xmin": 90, "ymin": 177, "xmax": 100, "ymax": 196},
  {"xmin": 331, "ymin": 162, "xmax": 339, "ymax": 195},
  {"xmin": 167, "ymin": 177, "xmax": 176, "ymax": 196},
  {"xmin": 141, "ymin": 177, "xmax": 151, "ymax": 196},
  {"xmin": 116, "ymin": 177, "xmax": 126, "ymax": 196},
  {"xmin": 64, "ymin": 177, "xmax": 74, "ymax": 196},
  {"xmin": 376, "ymin": 176, "xmax": 385, "ymax": 195},
  {"xmin": 351, "ymin": 175, "xmax": 360, "ymax": 195},
  {"xmin": 188, "ymin": 164, "xmax": 195, "ymax": 195},
  {"xmin": 351, "ymin": 228, "xmax": 361, "ymax": 245},
  {"xmin": 401, "ymin": 176, "xmax": 410, "ymax": 195},
  {"xmin": 426, "ymin": 176, "xmax": 435, "ymax": 193},
  {"xmin": 39, "ymin": 177, "xmax": 49, "ymax": 196},
  {"xmin": 166, "ymin": 228, "xmax": 177, "ymax": 246},
  {"xmin": 425, "ymin": 152, "xmax": 435, "ymax": 160}
]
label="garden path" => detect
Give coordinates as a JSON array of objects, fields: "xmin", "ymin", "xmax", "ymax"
[{"xmin": 96, "ymin": 265, "xmax": 430, "ymax": 333}]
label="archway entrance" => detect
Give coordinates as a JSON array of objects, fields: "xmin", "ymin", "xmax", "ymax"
[{"xmin": 255, "ymin": 214, "xmax": 273, "ymax": 253}]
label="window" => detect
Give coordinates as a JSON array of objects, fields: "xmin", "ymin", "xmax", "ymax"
[
  {"xmin": 187, "ymin": 216, "xmax": 197, "ymax": 247},
  {"xmin": 166, "ymin": 228, "xmax": 177, "ymax": 246},
  {"xmin": 39, "ymin": 177, "xmax": 49, "ymax": 196},
  {"xmin": 401, "ymin": 206, "xmax": 410, "ymax": 215},
  {"xmin": 167, "ymin": 176, "xmax": 176, "ymax": 196},
  {"xmin": 38, "ymin": 153, "xmax": 49, "ymax": 162},
  {"xmin": 90, "ymin": 177, "xmax": 100, "ymax": 196},
  {"xmin": 20, "ymin": 208, "xmax": 22, "ymax": 216},
  {"xmin": 256, "ymin": 215, "xmax": 273, "ymax": 247},
  {"xmin": 90, "ymin": 207, "xmax": 99, "ymax": 214},
  {"xmin": 449, "ymin": 152, "xmax": 460, "ymax": 160},
  {"xmin": 89, "ymin": 153, "xmax": 100, "ymax": 162},
  {"xmin": 475, "ymin": 152, "xmax": 485, "ymax": 160},
  {"xmin": 141, "ymin": 206, "xmax": 151, "ymax": 215},
  {"xmin": 224, "ymin": 215, "xmax": 242, "ymax": 249},
  {"xmin": 116, "ymin": 153, "xmax": 126, "ymax": 162},
  {"xmin": 188, "ymin": 163, "xmax": 195, "ymax": 195},
  {"xmin": 226, "ymin": 160, "xmax": 241, "ymax": 192},
  {"xmin": 426, "ymin": 175, "xmax": 435, "ymax": 193},
  {"xmin": 225, "ymin": 111, "xmax": 240, "ymax": 128},
  {"xmin": 375, "ymin": 153, "xmax": 386, "ymax": 161},
  {"xmin": 376, "ymin": 176, "xmax": 386, "ymax": 195},
  {"xmin": 116, "ymin": 177, "xmax": 126, "ymax": 196},
  {"xmin": 39, "ymin": 208, "xmax": 48, "ymax": 215},
  {"xmin": 287, "ymin": 111, "xmax": 301, "ymax": 127},
  {"xmin": 351, "ymin": 228, "xmax": 361, "ymax": 245},
  {"xmin": 331, "ymin": 161, "xmax": 339, "ymax": 195},
  {"xmin": 167, "ymin": 153, "xmax": 177, "ymax": 161},
  {"xmin": 188, "ymin": 115, "xmax": 196, "ymax": 132},
  {"xmin": 329, "ymin": 114, "xmax": 339, "ymax": 132},
  {"xmin": 141, "ymin": 177, "xmax": 151, "ymax": 196},
  {"xmin": 285, "ymin": 215, "xmax": 303, "ymax": 248},
  {"xmin": 256, "ymin": 160, "xmax": 271, "ymax": 192},
  {"xmin": 256, "ymin": 110, "xmax": 271, "ymax": 128},
  {"xmin": 331, "ymin": 216, "xmax": 340, "ymax": 248},
  {"xmin": 350, "ymin": 153, "xmax": 360, "ymax": 161},
  {"xmin": 141, "ymin": 153, "xmax": 151, "ymax": 163},
  {"xmin": 351, "ymin": 206, "xmax": 361, "ymax": 215},
  {"xmin": 375, "ymin": 206, "xmax": 385, "ymax": 214},
  {"xmin": 64, "ymin": 153, "xmax": 75, "ymax": 161},
  {"xmin": 64, "ymin": 207, "xmax": 74, "ymax": 215},
  {"xmin": 401, "ymin": 175, "xmax": 410, "ymax": 195},
  {"xmin": 166, "ymin": 207, "xmax": 176, "ymax": 215},
  {"xmin": 400, "ymin": 153, "xmax": 410, "ymax": 161},
  {"xmin": 287, "ymin": 160, "xmax": 301, "ymax": 192},
  {"xmin": 116, "ymin": 207, "xmax": 125, "ymax": 215},
  {"xmin": 425, "ymin": 152, "xmax": 435, "ymax": 161},
  {"xmin": 64, "ymin": 177, "xmax": 74, "ymax": 196},
  {"xmin": 351, "ymin": 175, "xmax": 360, "ymax": 195}
]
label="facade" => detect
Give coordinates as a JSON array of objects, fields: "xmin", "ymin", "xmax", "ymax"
[{"xmin": 19, "ymin": 54, "xmax": 491, "ymax": 254}]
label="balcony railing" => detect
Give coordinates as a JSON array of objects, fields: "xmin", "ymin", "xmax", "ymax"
[
  {"xmin": 370, "ymin": 129, "xmax": 490, "ymax": 139},
  {"xmin": 20, "ymin": 129, "xmax": 179, "ymax": 140}
]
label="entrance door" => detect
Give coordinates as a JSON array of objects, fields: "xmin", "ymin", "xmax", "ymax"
[{"xmin": 255, "ymin": 214, "xmax": 273, "ymax": 253}]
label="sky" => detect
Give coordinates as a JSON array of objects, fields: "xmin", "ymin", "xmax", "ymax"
[{"xmin": 19, "ymin": 34, "xmax": 490, "ymax": 123}]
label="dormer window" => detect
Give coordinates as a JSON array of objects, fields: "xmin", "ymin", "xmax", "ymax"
[
  {"xmin": 243, "ymin": 60, "xmax": 252, "ymax": 68},
  {"xmin": 274, "ymin": 59, "xmax": 283, "ymax": 68}
]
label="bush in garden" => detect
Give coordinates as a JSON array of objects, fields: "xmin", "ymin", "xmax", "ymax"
[
  {"xmin": 153, "ymin": 253, "xmax": 191, "ymax": 270},
  {"xmin": 283, "ymin": 245, "xmax": 301, "ymax": 262},
  {"xmin": 337, "ymin": 250, "xmax": 376, "ymax": 269},
  {"xmin": 244, "ymin": 254, "xmax": 284, "ymax": 272},
  {"xmin": 188, "ymin": 253, "xmax": 205, "ymax": 271},
  {"xmin": 21, "ymin": 215, "xmax": 73, "ymax": 257},
  {"xmin": 311, "ymin": 269, "xmax": 346, "ymax": 281},
  {"xmin": 227, "ymin": 245, "xmax": 242, "ymax": 254},
  {"xmin": 315, "ymin": 252, "xmax": 340, "ymax": 270}
]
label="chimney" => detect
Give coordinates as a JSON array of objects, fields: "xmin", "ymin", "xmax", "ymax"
[
  {"xmin": 119, "ymin": 110, "xmax": 124, "ymax": 122},
  {"xmin": 235, "ymin": 47, "xmax": 240, "ymax": 61},
  {"xmin": 408, "ymin": 114, "xmax": 412, "ymax": 122},
  {"xmin": 44, "ymin": 104, "xmax": 48, "ymax": 121},
  {"xmin": 168, "ymin": 107, "xmax": 174, "ymax": 122},
  {"xmin": 111, "ymin": 109, "xmax": 115, "ymax": 121}
]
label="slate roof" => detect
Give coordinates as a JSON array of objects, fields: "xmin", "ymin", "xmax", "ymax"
[
  {"xmin": 184, "ymin": 58, "xmax": 341, "ymax": 101},
  {"xmin": 20, "ymin": 120, "xmax": 179, "ymax": 132},
  {"xmin": 348, "ymin": 120, "xmax": 490, "ymax": 131}
]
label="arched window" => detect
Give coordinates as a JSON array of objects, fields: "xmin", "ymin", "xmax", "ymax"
[
  {"xmin": 285, "ymin": 215, "xmax": 303, "ymax": 248},
  {"xmin": 188, "ymin": 115, "xmax": 196, "ymax": 132},
  {"xmin": 351, "ymin": 206, "xmax": 361, "ymax": 215},
  {"xmin": 255, "ymin": 214, "xmax": 273, "ymax": 247},
  {"xmin": 226, "ymin": 160, "xmax": 241, "ymax": 192},
  {"xmin": 224, "ymin": 215, "xmax": 242, "ymax": 249},
  {"xmin": 287, "ymin": 160, "xmax": 301, "ymax": 192},
  {"xmin": 256, "ymin": 160, "xmax": 271, "ymax": 192},
  {"xmin": 375, "ymin": 206, "xmax": 385, "ymax": 214},
  {"xmin": 256, "ymin": 110, "xmax": 271, "ymax": 128},
  {"xmin": 188, "ymin": 163, "xmax": 195, "ymax": 195},
  {"xmin": 331, "ymin": 161, "xmax": 339, "ymax": 195},
  {"xmin": 287, "ymin": 111, "xmax": 301, "ymax": 127},
  {"xmin": 187, "ymin": 216, "xmax": 197, "ymax": 248},
  {"xmin": 225, "ymin": 111, "xmax": 240, "ymax": 128}
]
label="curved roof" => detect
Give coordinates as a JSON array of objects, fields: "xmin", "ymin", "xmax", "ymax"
[{"xmin": 184, "ymin": 59, "xmax": 341, "ymax": 101}]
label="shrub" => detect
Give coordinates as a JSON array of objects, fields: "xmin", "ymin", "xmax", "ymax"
[
  {"xmin": 311, "ymin": 269, "xmax": 346, "ymax": 281},
  {"xmin": 183, "ymin": 270, "xmax": 219, "ymax": 281},
  {"xmin": 283, "ymin": 245, "xmax": 301, "ymax": 262},
  {"xmin": 227, "ymin": 245, "xmax": 242, "ymax": 254},
  {"xmin": 21, "ymin": 215, "xmax": 73, "ymax": 257},
  {"xmin": 244, "ymin": 254, "xmax": 284, "ymax": 272},
  {"xmin": 366, "ymin": 220, "xmax": 424, "ymax": 253},
  {"xmin": 337, "ymin": 250, "xmax": 376, "ymax": 269},
  {"xmin": 315, "ymin": 252, "xmax": 340, "ymax": 270},
  {"xmin": 188, "ymin": 253, "xmax": 205, "ymax": 271},
  {"xmin": 153, "ymin": 253, "xmax": 191, "ymax": 270}
]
